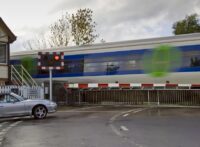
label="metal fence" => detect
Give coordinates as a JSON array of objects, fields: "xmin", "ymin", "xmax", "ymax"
[
  {"xmin": 66, "ymin": 89, "xmax": 200, "ymax": 106},
  {"xmin": 0, "ymin": 85, "xmax": 44, "ymax": 99}
]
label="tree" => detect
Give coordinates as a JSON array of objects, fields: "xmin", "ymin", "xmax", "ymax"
[
  {"xmin": 100, "ymin": 39, "xmax": 106, "ymax": 43},
  {"xmin": 20, "ymin": 56, "xmax": 37, "ymax": 75},
  {"xmin": 49, "ymin": 12, "xmax": 71, "ymax": 47},
  {"xmin": 23, "ymin": 9, "xmax": 100, "ymax": 50},
  {"xmin": 23, "ymin": 35, "xmax": 48, "ymax": 50},
  {"xmin": 173, "ymin": 14, "xmax": 200, "ymax": 35},
  {"xmin": 70, "ymin": 8, "xmax": 99, "ymax": 45}
]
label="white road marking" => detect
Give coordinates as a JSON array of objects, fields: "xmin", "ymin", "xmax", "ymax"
[
  {"xmin": 0, "ymin": 122, "xmax": 8, "ymax": 127},
  {"xmin": 10, "ymin": 117, "xmax": 22, "ymax": 120},
  {"xmin": 110, "ymin": 108, "xmax": 146, "ymax": 124},
  {"xmin": 110, "ymin": 124, "xmax": 123, "ymax": 137},
  {"xmin": 0, "ymin": 121, "xmax": 23, "ymax": 146},
  {"xmin": 132, "ymin": 108, "xmax": 146, "ymax": 114},
  {"xmin": 109, "ymin": 108, "xmax": 148, "ymax": 147},
  {"xmin": 120, "ymin": 125, "xmax": 129, "ymax": 131},
  {"xmin": 123, "ymin": 113, "xmax": 129, "ymax": 117},
  {"xmin": 2, "ymin": 128, "xmax": 10, "ymax": 133},
  {"xmin": 109, "ymin": 108, "xmax": 145, "ymax": 137},
  {"xmin": 10, "ymin": 121, "xmax": 22, "ymax": 127}
]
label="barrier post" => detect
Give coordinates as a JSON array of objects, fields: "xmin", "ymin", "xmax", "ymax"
[
  {"xmin": 78, "ymin": 89, "xmax": 81, "ymax": 105},
  {"xmin": 157, "ymin": 90, "xmax": 160, "ymax": 105},
  {"xmin": 148, "ymin": 90, "xmax": 150, "ymax": 105},
  {"xmin": 49, "ymin": 69, "xmax": 53, "ymax": 101}
]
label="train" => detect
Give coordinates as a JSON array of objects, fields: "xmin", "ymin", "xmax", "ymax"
[{"xmin": 10, "ymin": 33, "xmax": 200, "ymax": 84}]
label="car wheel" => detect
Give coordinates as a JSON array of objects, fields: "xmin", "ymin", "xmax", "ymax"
[{"xmin": 33, "ymin": 105, "xmax": 47, "ymax": 119}]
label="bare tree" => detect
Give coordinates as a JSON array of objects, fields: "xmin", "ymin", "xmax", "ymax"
[
  {"xmin": 23, "ymin": 9, "xmax": 100, "ymax": 50},
  {"xmin": 23, "ymin": 34, "xmax": 48, "ymax": 50},
  {"xmin": 49, "ymin": 12, "xmax": 71, "ymax": 47},
  {"xmin": 23, "ymin": 40, "xmax": 34, "ymax": 50}
]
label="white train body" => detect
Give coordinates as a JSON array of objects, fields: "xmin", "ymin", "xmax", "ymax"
[{"xmin": 11, "ymin": 33, "xmax": 200, "ymax": 84}]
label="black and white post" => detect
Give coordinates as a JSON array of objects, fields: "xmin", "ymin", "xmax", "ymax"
[{"xmin": 49, "ymin": 68, "xmax": 53, "ymax": 101}]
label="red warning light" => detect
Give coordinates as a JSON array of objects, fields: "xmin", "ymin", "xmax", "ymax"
[{"xmin": 54, "ymin": 55, "xmax": 60, "ymax": 61}]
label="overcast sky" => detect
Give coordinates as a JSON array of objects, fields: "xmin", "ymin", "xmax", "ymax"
[{"xmin": 1, "ymin": 0, "xmax": 200, "ymax": 52}]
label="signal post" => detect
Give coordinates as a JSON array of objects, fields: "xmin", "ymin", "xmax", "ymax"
[{"xmin": 38, "ymin": 52, "xmax": 64, "ymax": 101}]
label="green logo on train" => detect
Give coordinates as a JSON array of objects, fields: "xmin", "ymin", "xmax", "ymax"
[{"xmin": 143, "ymin": 45, "xmax": 181, "ymax": 77}]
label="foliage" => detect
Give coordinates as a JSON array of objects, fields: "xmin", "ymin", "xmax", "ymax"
[
  {"xmin": 23, "ymin": 8, "xmax": 100, "ymax": 50},
  {"xmin": 70, "ymin": 8, "xmax": 99, "ymax": 45},
  {"xmin": 20, "ymin": 57, "xmax": 37, "ymax": 75},
  {"xmin": 173, "ymin": 14, "xmax": 200, "ymax": 35},
  {"xmin": 49, "ymin": 12, "xmax": 70, "ymax": 47}
]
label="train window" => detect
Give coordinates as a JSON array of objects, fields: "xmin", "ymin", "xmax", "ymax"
[
  {"xmin": 84, "ymin": 62, "xmax": 108, "ymax": 72},
  {"xmin": 36, "ymin": 51, "xmax": 143, "ymax": 75},
  {"xmin": 181, "ymin": 50, "xmax": 200, "ymax": 68},
  {"xmin": 106, "ymin": 62, "xmax": 120, "ymax": 74},
  {"xmin": 64, "ymin": 59, "xmax": 84, "ymax": 73},
  {"xmin": 84, "ymin": 53, "xmax": 143, "ymax": 73},
  {"xmin": 190, "ymin": 57, "xmax": 200, "ymax": 67},
  {"xmin": 129, "ymin": 60, "xmax": 136, "ymax": 65},
  {"xmin": 84, "ymin": 53, "xmax": 142, "ymax": 63}
]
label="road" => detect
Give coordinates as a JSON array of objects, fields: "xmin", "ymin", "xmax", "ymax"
[{"xmin": 1, "ymin": 106, "xmax": 200, "ymax": 147}]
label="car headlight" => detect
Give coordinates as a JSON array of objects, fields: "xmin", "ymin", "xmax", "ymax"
[{"xmin": 50, "ymin": 102, "xmax": 57, "ymax": 106}]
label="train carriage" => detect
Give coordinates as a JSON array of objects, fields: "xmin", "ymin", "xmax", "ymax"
[{"xmin": 10, "ymin": 33, "xmax": 200, "ymax": 84}]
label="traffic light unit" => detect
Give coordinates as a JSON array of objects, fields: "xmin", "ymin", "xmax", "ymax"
[{"xmin": 38, "ymin": 52, "xmax": 64, "ymax": 70}]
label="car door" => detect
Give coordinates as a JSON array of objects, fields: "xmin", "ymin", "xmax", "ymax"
[
  {"xmin": 0, "ymin": 103, "xmax": 3, "ymax": 117},
  {"xmin": 3, "ymin": 94, "xmax": 27, "ymax": 117},
  {"xmin": 0, "ymin": 94, "xmax": 6, "ymax": 117}
]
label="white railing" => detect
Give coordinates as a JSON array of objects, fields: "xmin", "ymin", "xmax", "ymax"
[
  {"xmin": 0, "ymin": 85, "xmax": 44, "ymax": 99},
  {"xmin": 11, "ymin": 65, "xmax": 38, "ymax": 87}
]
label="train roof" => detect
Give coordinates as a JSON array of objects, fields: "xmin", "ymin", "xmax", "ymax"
[{"xmin": 11, "ymin": 33, "xmax": 200, "ymax": 57}]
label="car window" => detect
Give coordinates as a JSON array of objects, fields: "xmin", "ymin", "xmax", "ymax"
[
  {"xmin": 5, "ymin": 95, "xmax": 20, "ymax": 103},
  {"xmin": 0, "ymin": 95, "xmax": 6, "ymax": 103},
  {"xmin": 10, "ymin": 93, "xmax": 25, "ymax": 101}
]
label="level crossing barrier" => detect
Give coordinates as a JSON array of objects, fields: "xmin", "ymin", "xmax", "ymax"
[{"xmin": 64, "ymin": 83, "xmax": 200, "ymax": 106}]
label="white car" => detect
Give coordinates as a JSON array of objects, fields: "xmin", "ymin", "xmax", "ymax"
[{"xmin": 0, "ymin": 92, "xmax": 57, "ymax": 119}]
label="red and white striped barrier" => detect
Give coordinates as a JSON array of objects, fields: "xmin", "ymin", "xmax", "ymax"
[{"xmin": 64, "ymin": 83, "xmax": 200, "ymax": 89}]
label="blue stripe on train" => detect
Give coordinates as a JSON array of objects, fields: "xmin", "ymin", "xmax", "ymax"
[{"xmin": 32, "ymin": 67, "xmax": 200, "ymax": 79}]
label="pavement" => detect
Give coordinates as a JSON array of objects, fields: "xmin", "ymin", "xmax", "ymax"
[{"xmin": 0, "ymin": 106, "xmax": 200, "ymax": 147}]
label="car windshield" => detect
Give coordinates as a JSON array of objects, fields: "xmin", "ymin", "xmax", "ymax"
[{"xmin": 10, "ymin": 92, "xmax": 26, "ymax": 101}]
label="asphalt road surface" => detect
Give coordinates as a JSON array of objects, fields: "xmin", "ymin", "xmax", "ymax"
[{"xmin": 1, "ymin": 106, "xmax": 200, "ymax": 147}]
